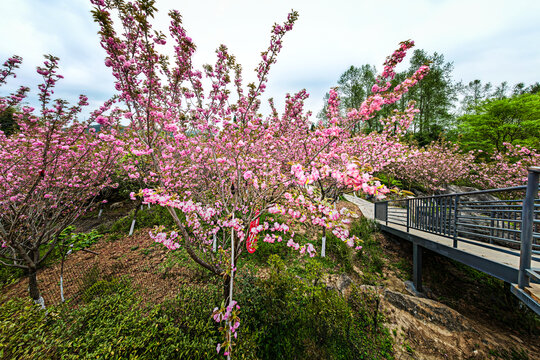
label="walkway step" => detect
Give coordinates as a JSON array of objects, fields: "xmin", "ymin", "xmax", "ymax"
[
  {"xmin": 524, "ymin": 283, "xmax": 540, "ymax": 303},
  {"xmin": 510, "ymin": 284, "xmax": 540, "ymax": 316},
  {"xmin": 343, "ymin": 194, "xmax": 374, "ymax": 219}
]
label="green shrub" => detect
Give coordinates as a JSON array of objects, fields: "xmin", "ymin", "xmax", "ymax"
[
  {"xmin": 81, "ymin": 276, "xmax": 130, "ymax": 303},
  {"xmin": 0, "ymin": 264, "xmax": 24, "ymax": 288},
  {"xmin": 236, "ymin": 255, "xmax": 394, "ymax": 359},
  {"xmin": 325, "ymin": 231, "xmax": 354, "ymax": 273},
  {"xmin": 349, "ymin": 217, "xmax": 378, "ymax": 241},
  {"xmin": 0, "ymin": 297, "xmax": 56, "ymax": 360},
  {"xmin": 108, "ymin": 205, "xmax": 177, "ymax": 234}
]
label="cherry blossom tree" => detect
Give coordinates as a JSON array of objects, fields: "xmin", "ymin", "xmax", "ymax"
[
  {"xmin": 385, "ymin": 141, "xmax": 477, "ymax": 192},
  {"xmin": 90, "ymin": 0, "xmax": 431, "ymax": 355},
  {"xmin": 0, "ymin": 55, "xmax": 123, "ymax": 306},
  {"xmin": 470, "ymin": 143, "xmax": 540, "ymax": 189}
]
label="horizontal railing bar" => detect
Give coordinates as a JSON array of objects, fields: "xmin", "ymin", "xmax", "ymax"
[
  {"xmin": 460, "ymin": 199, "xmax": 524, "ymax": 204},
  {"xmin": 459, "ymin": 201, "xmax": 523, "ymax": 205},
  {"xmin": 457, "ymin": 230, "xmax": 522, "ymax": 245},
  {"xmin": 458, "ymin": 209, "xmax": 523, "ymax": 213},
  {"xmin": 457, "ymin": 215, "xmax": 522, "ymax": 223},
  {"xmin": 406, "ymin": 186, "xmax": 528, "ymax": 201},
  {"xmin": 376, "ymin": 185, "xmax": 540, "ymax": 206},
  {"xmin": 457, "ymin": 222, "xmax": 522, "ymax": 233},
  {"xmin": 459, "ymin": 204, "xmax": 523, "ymax": 209}
]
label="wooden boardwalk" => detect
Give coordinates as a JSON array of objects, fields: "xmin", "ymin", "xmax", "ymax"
[{"xmin": 344, "ymin": 194, "xmax": 540, "ymax": 312}]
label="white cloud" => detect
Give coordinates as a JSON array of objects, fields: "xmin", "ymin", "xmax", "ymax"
[{"xmin": 1, "ymin": 0, "xmax": 539, "ymax": 118}]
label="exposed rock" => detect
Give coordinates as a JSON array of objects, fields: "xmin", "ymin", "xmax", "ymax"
[
  {"xmin": 109, "ymin": 202, "xmax": 124, "ymax": 210},
  {"xmin": 355, "ymin": 281, "xmax": 540, "ymax": 360},
  {"xmin": 337, "ymin": 273, "xmax": 352, "ymax": 292},
  {"xmin": 382, "ymin": 288, "xmax": 476, "ymax": 333},
  {"xmin": 437, "ymin": 184, "xmax": 500, "ymax": 203},
  {"xmin": 404, "ymin": 280, "xmax": 426, "ymax": 298}
]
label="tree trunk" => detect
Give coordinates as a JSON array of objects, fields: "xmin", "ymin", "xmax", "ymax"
[
  {"xmin": 223, "ymin": 275, "xmax": 231, "ymax": 303},
  {"xmin": 28, "ymin": 268, "xmax": 45, "ymax": 308}
]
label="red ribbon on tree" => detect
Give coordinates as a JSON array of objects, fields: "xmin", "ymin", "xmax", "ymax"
[{"xmin": 246, "ymin": 209, "xmax": 260, "ymax": 253}]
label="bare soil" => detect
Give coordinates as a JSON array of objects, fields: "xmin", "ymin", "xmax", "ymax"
[
  {"xmin": 2, "ymin": 228, "xmax": 209, "ymax": 307},
  {"xmin": 375, "ymin": 231, "xmax": 540, "ymax": 360}
]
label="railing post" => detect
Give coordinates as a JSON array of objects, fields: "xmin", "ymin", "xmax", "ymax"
[
  {"xmin": 385, "ymin": 202, "xmax": 388, "ymax": 226},
  {"xmin": 518, "ymin": 167, "xmax": 540, "ymax": 289},
  {"xmin": 453, "ymin": 195, "xmax": 459, "ymax": 248},
  {"xmin": 406, "ymin": 199, "xmax": 410, "ymax": 232},
  {"xmin": 490, "ymin": 210, "xmax": 495, "ymax": 244},
  {"xmin": 413, "ymin": 243, "xmax": 423, "ymax": 292}
]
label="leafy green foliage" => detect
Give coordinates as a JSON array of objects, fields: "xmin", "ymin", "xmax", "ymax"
[
  {"xmin": 53, "ymin": 283, "xmax": 224, "ymax": 359},
  {"xmin": 58, "ymin": 226, "xmax": 102, "ymax": 251},
  {"xmin": 355, "ymin": 232, "xmax": 386, "ymax": 284},
  {"xmin": 0, "ymin": 280, "xmax": 258, "ymax": 360},
  {"xmin": 236, "ymin": 255, "xmax": 394, "ymax": 360},
  {"xmin": 325, "ymin": 231, "xmax": 354, "ymax": 272},
  {"xmin": 81, "ymin": 275, "xmax": 130, "ymax": 303},
  {"xmin": 107, "ymin": 205, "xmax": 176, "ymax": 234},
  {"xmin": 0, "ymin": 106, "xmax": 19, "ymax": 136},
  {"xmin": 457, "ymin": 93, "xmax": 540, "ymax": 156},
  {"xmin": 0, "ymin": 296, "xmax": 56, "ymax": 360},
  {"xmin": 0, "ymin": 263, "xmax": 24, "ymax": 288}
]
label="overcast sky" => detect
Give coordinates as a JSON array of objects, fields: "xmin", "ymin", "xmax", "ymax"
[{"xmin": 1, "ymin": 0, "xmax": 539, "ymax": 119}]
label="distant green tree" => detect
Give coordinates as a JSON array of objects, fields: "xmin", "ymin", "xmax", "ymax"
[
  {"xmin": 337, "ymin": 65, "xmax": 377, "ymax": 110},
  {"xmin": 337, "ymin": 65, "xmax": 378, "ymax": 132},
  {"xmin": 460, "ymin": 79, "xmax": 493, "ymax": 114},
  {"xmin": 0, "ymin": 107, "xmax": 18, "ymax": 136},
  {"xmin": 401, "ymin": 50, "xmax": 459, "ymax": 145},
  {"xmin": 319, "ymin": 49, "xmax": 459, "ymax": 144},
  {"xmin": 457, "ymin": 93, "xmax": 540, "ymax": 156},
  {"xmin": 527, "ymin": 82, "xmax": 540, "ymax": 94},
  {"xmin": 492, "ymin": 81, "xmax": 510, "ymax": 99},
  {"xmin": 317, "ymin": 65, "xmax": 378, "ymax": 132}
]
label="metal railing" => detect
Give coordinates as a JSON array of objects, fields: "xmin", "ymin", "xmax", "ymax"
[{"xmin": 374, "ymin": 167, "xmax": 540, "ymax": 291}]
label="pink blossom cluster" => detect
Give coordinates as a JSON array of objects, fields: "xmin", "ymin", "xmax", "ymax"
[
  {"xmin": 0, "ymin": 54, "xmax": 122, "ymax": 297},
  {"xmin": 90, "ymin": 0, "xmax": 433, "ymax": 353},
  {"xmin": 385, "ymin": 141, "xmax": 539, "ymax": 193},
  {"xmin": 469, "ymin": 143, "xmax": 540, "ymax": 189},
  {"xmin": 213, "ymin": 300, "xmax": 241, "ymax": 356},
  {"xmin": 149, "ymin": 226, "xmax": 180, "ymax": 250},
  {"xmin": 386, "ymin": 141, "xmax": 477, "ymax": 191}
]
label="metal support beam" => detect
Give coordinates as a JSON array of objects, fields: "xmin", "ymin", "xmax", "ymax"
[
  {"xmin": 413, "ymin": 243, "xmax": 423, "ymax": 293},
  {"xmin": 406, "ymin": 199, "xmax": 410, "ymax": 232},
  {"xmin": 453, "ymin": 195, "xmax": 459, "ymax": 248},
  {"xmin": 381, "ymin": 225, "xmax": 520, "ymax": 284},
  {"xmin": 518, "ymin": 167, "xmax": 540, "ymax": 289}
]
